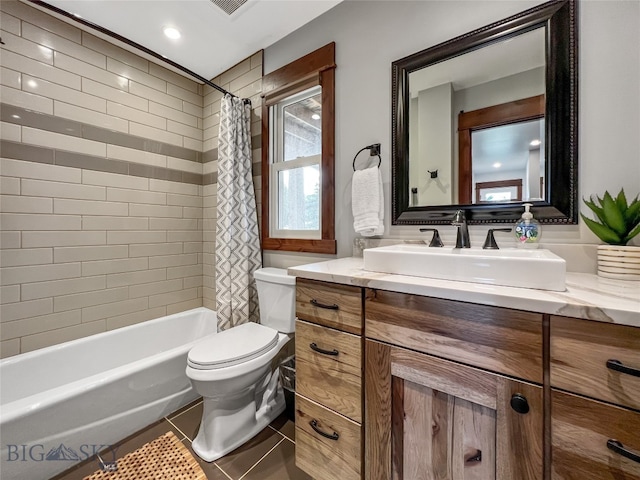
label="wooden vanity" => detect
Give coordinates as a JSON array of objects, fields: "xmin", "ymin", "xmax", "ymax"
[{"xmin": 290, "ymin": 259, "xmax": 640, "ymax": 480}]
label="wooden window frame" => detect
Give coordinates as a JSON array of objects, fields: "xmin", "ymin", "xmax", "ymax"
[
  {"xmin": 475, "ymin": 179, "xmax": 523, "ymax": 203},
  {"xmin": 261, "ymin": 43, "xmax": 336, "ymax": 254}
]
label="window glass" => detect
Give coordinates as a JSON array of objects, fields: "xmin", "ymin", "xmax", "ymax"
[
  {"xmin": 283, "ymin": 92, "xmax": 322, "ymax": 161},
  {"xmin": 277, "ymin": 165, "xmax": 320, "ymax": 230}
]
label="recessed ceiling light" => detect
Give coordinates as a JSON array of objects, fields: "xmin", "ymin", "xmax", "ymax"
[
  {"xmin": 530, "ymin": 139, "xmax": 541, "ymax": 147},
  {"xmin": 163, "ymin": 26, "xmax": 181, "ymax": 40},
  {"xmin": 493, "ymin": 162, "xmax": 502, "ymax": 168},
  {"xmin": 311, "ymin": 114, "xmax": 320, "ymax": 120}
]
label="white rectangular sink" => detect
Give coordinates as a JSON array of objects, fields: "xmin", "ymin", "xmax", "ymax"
[{"xmin": 363, "ymin": 244, "xmax": 566, "ymax": 291}]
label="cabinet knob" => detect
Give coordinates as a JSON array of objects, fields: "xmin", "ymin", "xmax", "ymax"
[{"xmin": 510, "ymin": 393, "xmax": 530, "ymax": 414}]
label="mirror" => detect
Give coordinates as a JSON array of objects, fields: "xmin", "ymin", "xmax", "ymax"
[{"xmin": 392, "ymin": 0, "xmax": 577, "ymax": 225}]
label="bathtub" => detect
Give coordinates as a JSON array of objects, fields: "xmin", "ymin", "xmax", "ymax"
[{"xmin": 0, "ymin": 307, "xmax": 216, "ymax": 480}]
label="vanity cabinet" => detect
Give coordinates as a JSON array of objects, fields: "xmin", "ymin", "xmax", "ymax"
[
  {"xmin": 294, "ymin": 279, "xmax": 364, "ymax": 480},
  {"xmin": 292, "ymin": 274, "xmax": 640, "ymax": 480},
  {"xmin": 550, "ymin": 316, "xmax": 640, "ymax": 479},
  {"xmin": 364, "ymin": 290, "xmax": 544, "ymax": 479}
]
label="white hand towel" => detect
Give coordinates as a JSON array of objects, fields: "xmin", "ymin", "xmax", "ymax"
[{"xmin": 352, "ymin": 165, "xmax": 384, "ymax": 236}]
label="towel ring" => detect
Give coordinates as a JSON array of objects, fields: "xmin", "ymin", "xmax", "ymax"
[{"xmin": 353, "ymin": 143, "xmax": 382, "ymax": 171}]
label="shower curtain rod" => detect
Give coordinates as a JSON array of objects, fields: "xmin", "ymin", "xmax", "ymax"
[{"xmin": 28, "ymin": 0, "xmax": 249, "ymax": 103}]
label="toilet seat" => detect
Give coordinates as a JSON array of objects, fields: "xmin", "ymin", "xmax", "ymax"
[{"xmin": 187, "ymin": 322, "xmax": 279, "ymax": 370}]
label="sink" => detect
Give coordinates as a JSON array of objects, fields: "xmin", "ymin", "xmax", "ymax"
[{"xmin": 363, "ymin": 244, "xmax": 566, "ymax": 291}]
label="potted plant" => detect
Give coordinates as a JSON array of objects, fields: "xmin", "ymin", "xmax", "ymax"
[{"xmin": 581, "ymin": 189, "xmax": 640, "ymax": 279}]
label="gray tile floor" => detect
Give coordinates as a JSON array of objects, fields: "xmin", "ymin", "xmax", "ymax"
[{"xmin": 53, "ymin": 399, "xmax": 312, "ymax": 480}]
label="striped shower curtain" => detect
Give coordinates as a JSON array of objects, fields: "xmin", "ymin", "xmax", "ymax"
[{"xmin": 215, "ymin": 95, "xmax": 262, "ymax": 330}]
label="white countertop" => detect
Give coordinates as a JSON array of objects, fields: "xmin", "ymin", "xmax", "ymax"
[{"xmin": 288, "ymin": 257, "xmax": 640, "ymax": 328}]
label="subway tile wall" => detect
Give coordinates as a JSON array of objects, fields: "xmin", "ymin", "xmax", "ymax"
[{"xmin": 0, "ymin": 1, "xmax": 263, "ymax": 357}]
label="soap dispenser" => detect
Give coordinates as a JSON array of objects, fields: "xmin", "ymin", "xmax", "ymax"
[{"xmin": 514, "ymin": 203, "xmax": 541, "ymax": 248}]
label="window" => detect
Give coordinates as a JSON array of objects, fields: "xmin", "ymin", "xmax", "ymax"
[
  {"xmin": 261, "ymin": 43, "xmax": 336, "ymax": 254},
  {"xmin": 270, "ymin": 86, "xmax": 322, "ymax": 239}
]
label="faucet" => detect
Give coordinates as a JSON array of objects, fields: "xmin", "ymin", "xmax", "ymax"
[{"xmin": 452, "ymin": 210, "xmax": 471, "ymax": 248}]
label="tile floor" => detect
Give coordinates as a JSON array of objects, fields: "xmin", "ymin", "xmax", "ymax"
[{"xmin": 52, "ymin": 399, "xmax": 312, "ymax": 480}]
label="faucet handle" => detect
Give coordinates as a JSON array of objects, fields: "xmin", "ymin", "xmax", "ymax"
[
  {"xmin": 483, "ymin": 228, "xmax": 513, "ymax": 249},
  {"xmin": 419, "ymin": 228, "xmax": 444, "ymax": 247}
]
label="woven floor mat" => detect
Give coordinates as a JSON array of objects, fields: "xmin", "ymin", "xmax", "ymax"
[{"xmin": 83, "ymin": 431, "xmax": 206, "ymax": 480}]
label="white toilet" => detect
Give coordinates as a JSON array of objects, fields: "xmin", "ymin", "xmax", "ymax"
[{"xmin": 185, "ymin": 267, "xmax": 296, "ymax": 462}]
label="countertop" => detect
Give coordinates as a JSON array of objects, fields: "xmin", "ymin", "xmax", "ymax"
[{"xmin": 288, "ymin": 257, "xmax": 640, "ymax": 328}]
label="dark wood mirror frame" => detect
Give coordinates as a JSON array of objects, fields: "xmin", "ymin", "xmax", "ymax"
[{"xmin": 391, "ymin": 0, "xmax": 577, "ymax": 225}]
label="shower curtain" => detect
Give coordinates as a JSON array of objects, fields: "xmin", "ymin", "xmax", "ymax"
[{"xmin": 215, "ymin": 95, "xmax": 262, "ymax": 330}]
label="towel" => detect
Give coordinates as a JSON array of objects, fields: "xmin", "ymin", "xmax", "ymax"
[{"xmin": 352, "ymin": 165, "xmax": 384, "ymax": 236}]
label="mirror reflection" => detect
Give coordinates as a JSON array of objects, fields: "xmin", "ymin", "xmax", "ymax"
[{"xmin": 407, "ymin": 27, "xmax": 546, "ymax": 207}]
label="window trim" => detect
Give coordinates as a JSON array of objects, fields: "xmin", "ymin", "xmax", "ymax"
[{"xmin": 261, "ymin": 42, "xmax": 336, "ymax": 254}]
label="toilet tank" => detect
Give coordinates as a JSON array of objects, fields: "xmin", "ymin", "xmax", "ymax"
[{"xmin": 254, "ymin": 268, "xmax": 296, "ymax": 333}]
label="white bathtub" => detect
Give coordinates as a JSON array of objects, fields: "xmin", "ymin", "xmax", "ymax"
[{"xmin": 0, "ymin": 307, "xmax": 217, "ymax": 480}]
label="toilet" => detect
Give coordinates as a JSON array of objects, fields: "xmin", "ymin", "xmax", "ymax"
[{"xmin": 186, "ymin": 267, "xmax": 296, "ymax": 462}]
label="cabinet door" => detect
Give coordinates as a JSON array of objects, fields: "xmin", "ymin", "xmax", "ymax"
[{"xmin": 365, "ymin": 340, "xmax": 543, "ymax": 480}]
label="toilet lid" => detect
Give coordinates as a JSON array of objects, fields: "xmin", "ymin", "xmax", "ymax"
[{"xmin": 187, "ymin": 322, "xmax": 279, "ymax": 370}]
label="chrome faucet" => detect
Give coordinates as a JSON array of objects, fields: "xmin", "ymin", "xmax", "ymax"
[{"xmin": 452, "ymin": 210, "xmax": 471, "ymax": 248}]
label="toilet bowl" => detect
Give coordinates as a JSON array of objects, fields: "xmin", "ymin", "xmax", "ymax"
[{"xmin": 185, "ymin": 268, "xmax": 296, "ymax": 462}]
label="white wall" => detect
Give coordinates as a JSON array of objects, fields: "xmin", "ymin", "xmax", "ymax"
[
  {"xmin": 415, "ymin": 83, "xmax": 453, "ymax": 205},
  {"xmin": 263, "ymin": 0, "xmax": 640, "ymax": 267}
]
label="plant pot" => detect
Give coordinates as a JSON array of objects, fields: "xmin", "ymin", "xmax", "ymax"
[{"xmin": 597, "ymin": 245, "xmax": 640, "ymax": 280}]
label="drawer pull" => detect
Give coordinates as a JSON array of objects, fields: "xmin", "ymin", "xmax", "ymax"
[
  {"xmin": 310, "ymin": 342, "xmax": 339, "ymax": 356},
  {"xmin": 310, "ymin": 419, "xmax": 339, "ymax": 441},
  {"xmin": 310, "ymin": 299, "xmax": 339, "ymax": 310},
  {"xmin": 607, "ymin": 439, "xmax": 640, "ymax": 464},
  {"xmin": 606, "ymin": 359, "xmax": 640, "ymax": 378}
]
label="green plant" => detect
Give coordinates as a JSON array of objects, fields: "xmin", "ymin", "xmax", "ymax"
[{"xmin": 581, "ymin": 189, "xmax": 640, "ymax": 245}]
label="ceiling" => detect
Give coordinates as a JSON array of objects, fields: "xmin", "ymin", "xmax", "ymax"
[
  {"xmin": 409, "ymin": 26, "xmax": 545, "ymax": 94},
  {"xmin": 472, "ymin": 119, "xmax": 544, "ymax": 175},
  {"xmin": 38, "ymin": 0, "xmax": 342, "ymax": 82}
]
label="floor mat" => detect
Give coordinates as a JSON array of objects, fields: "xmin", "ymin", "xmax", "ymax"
[{"xmin": 83, "ymin": 431, "xmax": 206, "ymax": 480}]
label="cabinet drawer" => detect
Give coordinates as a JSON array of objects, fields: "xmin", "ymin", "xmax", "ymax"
[
  {"xmin": 296, "ymin": 319, "xmax": 362, "ymax": 422},
  {"xmin": 552, "ymin": 389, "xmax": 640, "ymax": 480},
  {"xmin": 551, "ymin": 316, "xmax": 640, "ymax": 410},
  {"xmin": 365, "ymin": 290, "xmax": 543, "ymax": 383},
  {"xmin": 296, "ymin": 278, "xmax": 362, "ymax": 334},
  {"xmin": 295, "ymin": 394, "xmax": 362, "ymax": 480}
]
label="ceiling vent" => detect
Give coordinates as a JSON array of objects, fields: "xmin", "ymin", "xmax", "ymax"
[{"xmin": 209, "ymin": 0, "xmax": 249, "ymax": 16}]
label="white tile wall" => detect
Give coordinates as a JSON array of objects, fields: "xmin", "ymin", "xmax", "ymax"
[
  {"xmin": 21, "ymin": 23, "xmax": 105, "ymax": 68},
  {"xmin": 55, "ymin": 52, "xmax": 128, "ymax": 90},
  {"xmin": 54, "ymin": 101, "xmax": 129, "ymax": 132},
  {"xmin": 1, "ymin": 49, "xmax": 80, "ymax": 88},
  {"xmin": 1, "ymin": 30, "xmax": 54, "ymax": 64},
  {"xmin": 0, "ymin": 84, "xmax": 54, "ymax": 114},
  {"xmin": 0, "ymin": 1, "xmax": 265, "ymax": 356},
  {"xmin": 0, "ymin": 66, "xmax": 22, "ymax": 89},
  {"xmin": 22, "ymin": 74, "xmax": 106, "ymax": 111}
]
